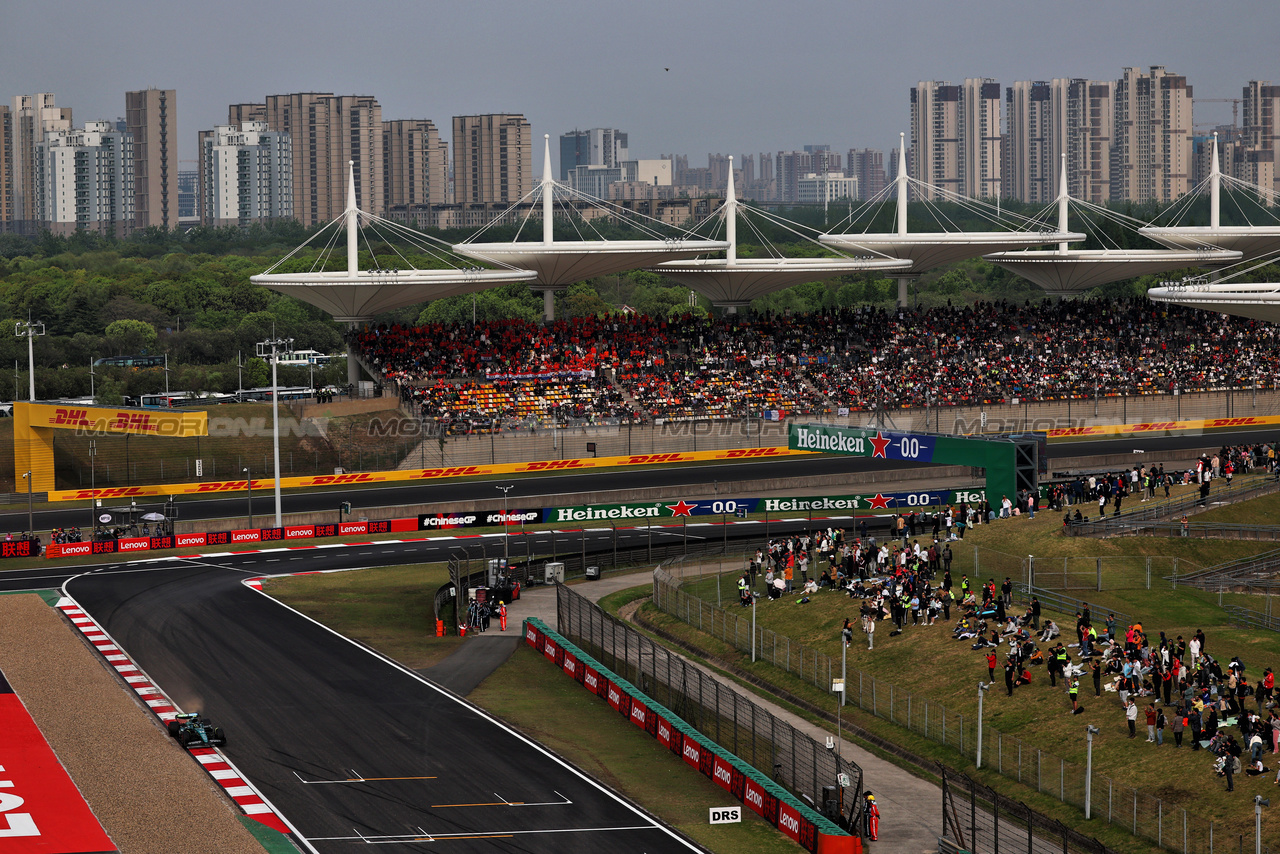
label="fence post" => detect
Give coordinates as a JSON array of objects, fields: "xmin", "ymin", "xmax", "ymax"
[
  {"xmin": 1146, "ymin": 557, "xmax": 1151, "ymax": 590},
  {"xmin": 1097, "ymin": 557, "xmax": 1102, "ymax": 592}
]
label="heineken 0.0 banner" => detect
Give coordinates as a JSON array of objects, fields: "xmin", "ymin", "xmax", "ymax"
[{"xmin": 547, "ymin": 489, "xmax": 985, "ymax": 523}]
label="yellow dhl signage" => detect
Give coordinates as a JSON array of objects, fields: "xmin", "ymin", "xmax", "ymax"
[
  {"xmin": 34, "ymin": 403, "xmax": 207, "ymax": 437},
  {"xmin": 48, "ymin": 446, "xmax": 812, "ymax": 501}
]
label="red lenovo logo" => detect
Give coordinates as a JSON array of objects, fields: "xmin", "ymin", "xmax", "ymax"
[{"xmin": 52, "ymin": 408, "xmax": 90, "ymax": 427}]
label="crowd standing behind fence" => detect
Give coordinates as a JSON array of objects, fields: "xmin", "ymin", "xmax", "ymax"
[{"xmin": 651, "ymin": 558, "xmax": 1268, "ymax": 854}]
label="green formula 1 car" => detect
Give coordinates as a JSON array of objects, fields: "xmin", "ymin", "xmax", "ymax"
[{"xmin": 167, "ymin": 712, "xmax": 227, "ymax": 749}]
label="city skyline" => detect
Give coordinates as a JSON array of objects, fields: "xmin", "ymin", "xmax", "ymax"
[{"xmin": 4, "ymin": 0, "xmax": 1276, "ymax": 172}]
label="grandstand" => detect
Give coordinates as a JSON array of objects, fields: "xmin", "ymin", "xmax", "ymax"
[{"xmin": 354, "ymin": 298, "xmax": 1280, "ymax": 431}]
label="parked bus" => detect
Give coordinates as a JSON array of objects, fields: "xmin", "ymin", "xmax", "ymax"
[{"xmin": 94, "ymin": 354, "xmax": 165, "ymax": 368}]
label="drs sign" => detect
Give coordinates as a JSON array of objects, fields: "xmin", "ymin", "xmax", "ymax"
[{"xmin": 709, "ymin": 806, "xmax": 742, "ymax": 824}]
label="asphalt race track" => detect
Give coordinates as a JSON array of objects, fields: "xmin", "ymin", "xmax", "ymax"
[
  {"xmin": 65, "ymin": 555, "xmax": 704, "ymax": 853},
  {"xmin": 7, "ymin": 426, "xmax": 1275, "ymax": 533}
]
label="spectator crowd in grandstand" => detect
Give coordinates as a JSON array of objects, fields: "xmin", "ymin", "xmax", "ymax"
[{"xmin": 350, "ymin": 298, "xmax": 1280, "ymax": 430}]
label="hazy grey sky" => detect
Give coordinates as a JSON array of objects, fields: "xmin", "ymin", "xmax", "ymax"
[{"xmin": 6, "ymin": 0, "xmax": 1278, "ymax": 169}]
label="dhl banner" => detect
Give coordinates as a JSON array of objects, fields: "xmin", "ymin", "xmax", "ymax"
[
  {"xmin": 48, "ymin": 446, "xmax": 813, "ymax": 502},
  {"xmin": 1045, "ymin": 415, "xmax": 1280, "ymax": 441},
  {"xmin": 29, "ymin": 402, "xmax": 207, "ymax": 437},
  {"xmin": 16, "ymin": 401, "xmax": 207, "ymax": 495}
]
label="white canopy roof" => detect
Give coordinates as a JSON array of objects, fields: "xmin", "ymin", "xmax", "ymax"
[
  {"xmin": 985, "ymin": 248, "xmax": 1241, "ymax": 296},
  {"xmin": 454, "ymin": 239, "xmax": 729, "ymax": 288},
  {"xmin": 1148, "ymin": 281, "xmax": 1280, "ymax": 324},
  {"xmin": 819, "ymin": 231, "xmax": 1084, "ymax": 274},
  {"xmin": 1138, "ymin": 226, "xmax": 1280, "ymax": 263},
  {"xmin": 251, "ymin": 268, "xmax": 537, "ymax": 322},
  {"xmin": 651, "ymin": 256, "xmax": 912, "ymax": 306}
]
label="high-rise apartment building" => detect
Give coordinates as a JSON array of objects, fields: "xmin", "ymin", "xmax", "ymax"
[
  {"xmin": 453, "ymin": 114, "xmax": 532, "ymax": 205},
  {"xmin": 125, "ymin": 89, "xmax": 178, "ymax": 231},
  {"xmin": 775, "ymin": 151, "xmax": 813, "ymax": 203},
  {"xmin": 1241, "ymin": 80, "xmax": 1280, "ymax": 195},
  {"xmin": 1243, "ymin": 82, "xmax": 1280, "ymax": 151},
  {"xmin": 1065, "ymin": 79, "xmax": 1113, "ymax": 203},
  {"xmin": 847, "ymin": 148, "xmax": 886, "ymax": 200},
  {"xmin": 1004, "ymin": 81, "xmax": 1063, "ymax": 204},
  {"xmin": 911, "ymin": 80, "xmax": 1002, "ymax": 200},
  {"xmin": 177, "ymin": 164, "xmax": 198, "ymax": 223},
  {"xmin": 1111, "ymin": 66, "xmax": 1192, "ymax": 202},
  {"xmin": 0, "ymin": 106, "xmax": 12, "ymax": 228},
  {"xmin": 383, "ymin": 119, "xmax": 448, "ymax": 209},
  {"xmin": 962, "ymin": 79, "xmax": 1002, "ymax": 199},
  {"xmin": 910, "ymin": 82, "xmax": 961, "ymax": 200},
  {"xmin": 261, "ymin": 93, "xmax": 382, "ymax": 226},
  {"xmin": 198, "ymin": 121, "xmax": 292, "ymax": 227},
  {"xmin": 34, "ymin": 121, "xmax": 133, "ymax": 236},
  {"xmin": 559, "ymin": 128, "xmax": 629, "ymax": 180},
  {"xmin": 9, "ymin": 94, "xmax": 72, "ymax": 232},
  {"xmin": 228, "ymin": 103, "xmax": 267, "ymax": 127}
]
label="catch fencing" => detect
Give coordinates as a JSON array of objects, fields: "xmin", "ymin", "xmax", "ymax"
[
  {"xmin": 651, "ymin": 564, "xmax": 1227, "ymax": 854},
  {"xmin": 1065, "ymin": 473, "xmax": 1280, "ymax": 538},
  {"xmin": 555, "ymin": 582, "xmax": 865, "ymax": 830},
  {"xmin": 939, "ymin": 764, "xmax": 1115, "ymax": 854}
]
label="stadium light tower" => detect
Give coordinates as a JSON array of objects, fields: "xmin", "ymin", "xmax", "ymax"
[
  {"xmin": 257, "ymin": 336, "xmax": 293, "ymax": 528},
  {"xmin": 15, "ymin": 319, "xmax": 46, "ymax": 401}
]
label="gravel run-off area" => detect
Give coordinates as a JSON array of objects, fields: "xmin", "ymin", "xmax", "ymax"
[{"xmin": 0, "ymin": 593, "xmax": 267, "ymax": 854}]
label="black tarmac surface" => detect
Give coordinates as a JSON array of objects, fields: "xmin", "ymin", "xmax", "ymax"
[{"xmin": 65, "ymin": 554, "xmax": 704, "ymax": 853}]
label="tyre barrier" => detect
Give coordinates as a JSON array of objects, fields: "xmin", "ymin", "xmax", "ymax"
[{"xmin": 523, "ymin": 617, "xmax": 857, "ymax": 854}]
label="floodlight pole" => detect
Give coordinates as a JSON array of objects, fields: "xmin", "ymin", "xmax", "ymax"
[
  {"xmin": 1085, "ymin": 725, "xmax": 1099, "ymax": 819},
  {"xmin": 258, "ymin": 336, "xmax": 291, "ymax": 528},
  {"xmin": 15, "ymin": 319, "xmax": 45, "ymax": 401},
  {"xmin": 243, "ymin": 467, "xmax": 253, "ymax": 529},
  {"xmin": 497, "ymin": 484, "xmax": 514, "ymax": 558},
  {"xmin": 22, "ymin": 471, "xmax": 32, "ymax": 539},
  {"xmin": 1256, "ymin": 795, "xmax": 1269, "ymax": 854},
  {"xmin": 89, "ymin": 441, "xmax": 97, "ymax": 534},
  {"xmin": 976, "ymin": 682, "xmax": 989, "ymax": 768}
]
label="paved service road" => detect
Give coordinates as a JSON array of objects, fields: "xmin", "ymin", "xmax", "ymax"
[{"xmin": 66, "ymin": 557, "xmax": 703, "ymax": 853}]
